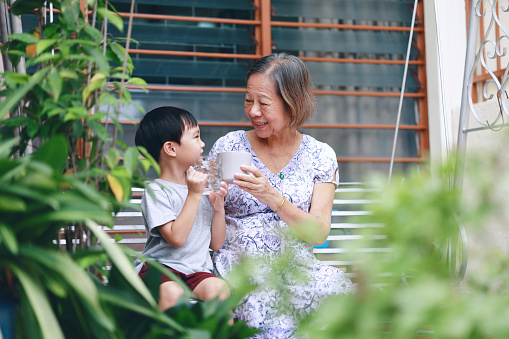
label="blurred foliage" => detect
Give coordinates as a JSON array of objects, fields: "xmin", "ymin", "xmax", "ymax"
[
  {"xmin": 0, "ymin": 0, "xmax": 253, "ymax": 337},
  {"xmin": 0, "ymin": 0, "xmax": 156, "ymax": 209},
  {"xmin": 2, "ymin": 0, "xmax": 509, "ymax": 337},
  {"xmin": 0, "ymin": 136, "xmax": 256, "ymax": 338},
  {"xmin": 298, "ymin": 158, "xmax": 509, "ymax": 338}
]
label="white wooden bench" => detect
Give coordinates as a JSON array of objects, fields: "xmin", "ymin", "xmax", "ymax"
[
  {"xmin": 107, "ymin": 183, "xmax": 467, "ymax": 286},
  {"xmin": 106, "ymin": 183, "xmax": 384, "ymax": 281}
]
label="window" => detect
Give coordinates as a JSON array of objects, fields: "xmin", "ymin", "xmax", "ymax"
[{"xmin": 108, "ymin": 0, "xmax": 428, "ymax": 181}]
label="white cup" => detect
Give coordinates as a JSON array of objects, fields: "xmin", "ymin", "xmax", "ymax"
[
  {"xmin": 217, "ymin": 151, "xmax": 252, "ymax": 183},
  {"xmin": 193, "ymin": 156, "xmax": 222, "ymax": 195}
]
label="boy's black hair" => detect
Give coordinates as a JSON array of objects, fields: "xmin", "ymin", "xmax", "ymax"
[{"xmin": 135, "ymin": 106, "xmax": 198, "ymax": 162}]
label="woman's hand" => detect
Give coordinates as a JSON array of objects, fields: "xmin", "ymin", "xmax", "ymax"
[
  {"xmin": 235, "ymin": 165, "xmax": 335, "ymax": 246},
  {"xmin": 233, "ymin": 165, "xmax": 280, "ymax": 208},
  {"xmin": 208, "ymin": 181, "xmax": 228, "ymax": 212}
]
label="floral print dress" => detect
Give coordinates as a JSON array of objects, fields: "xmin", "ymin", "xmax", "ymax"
[{"xmin": 209, "ymin": 131, "xmax": 354, "ymax": 338}]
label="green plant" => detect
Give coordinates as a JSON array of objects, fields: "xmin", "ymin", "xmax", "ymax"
[
  {"xmin": 298, "ymin": 160, "xmax": 509, "ymax": 338},
  {"xmin": 0, "ymin": 137, "xmax": 255, "ymax": 338},
  {"xmin": 0, "ymin": 136, "xmax": 152, "ymax": 338},
  {"xmin": 0, "ymin": 0, "xmax": 153, "ymax": 207},
  {"xmin": 0, "ymin": 0, "xmax": 255, "ymax": 337}
]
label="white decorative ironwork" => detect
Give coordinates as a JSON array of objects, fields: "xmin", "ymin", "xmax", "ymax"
[{"xmin": 467, "ymin": 0, "xmax": 509, "ymax": 128}]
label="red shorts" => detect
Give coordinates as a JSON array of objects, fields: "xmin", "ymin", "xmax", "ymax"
[{"xmin": 138, "ymin": 263, "xmax": 217, "ymax": 291}]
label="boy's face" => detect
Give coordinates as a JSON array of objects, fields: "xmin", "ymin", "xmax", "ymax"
[{"xmin": 176, "ymin": 124, "xmax": 205, "ymax": 167}]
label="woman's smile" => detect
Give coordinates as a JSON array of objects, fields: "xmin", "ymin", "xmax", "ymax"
[{"xmin": 254, "ymin": 121, "xmax": 268, "ymax": 128}]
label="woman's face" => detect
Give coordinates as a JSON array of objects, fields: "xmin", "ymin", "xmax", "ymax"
[{"xmin": 244, "ymin": 72, "xmax": 290, "ymax": 139}]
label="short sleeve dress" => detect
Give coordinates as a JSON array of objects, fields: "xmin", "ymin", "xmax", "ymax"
[{"xmin": 209, "ymin": 130, "xmax": 354, "ymax": 338}]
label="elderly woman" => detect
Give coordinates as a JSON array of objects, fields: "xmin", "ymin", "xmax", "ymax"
[{"xmin": 209, "ymin": 53, "xmax": 353, "ymax": 338}]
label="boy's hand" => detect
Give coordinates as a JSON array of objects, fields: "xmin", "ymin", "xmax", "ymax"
[
  {"xmin": 208, "ymin": 181, "xmax": 228, "ymax": 212},
  {"xmin": 186, "ymin": 166, "xmax": 207, "ymax": 195}
]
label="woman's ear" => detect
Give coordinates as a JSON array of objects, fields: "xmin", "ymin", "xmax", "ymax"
[{"xmin": 162, "ymin": 141, "xmax": 177, "ymax": 157}]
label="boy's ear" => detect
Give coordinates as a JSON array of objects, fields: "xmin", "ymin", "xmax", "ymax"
[{"xmin": 162, "ymin": 141, "xmax": 177, "ymax": 157}]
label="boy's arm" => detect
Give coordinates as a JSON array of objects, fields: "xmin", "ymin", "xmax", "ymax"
[
  {"xmin": 158, "ymin": 192, "xmax": 202, "ymax": 247},
  {"xmin": 209, "ymin": 181, "xmax": 228, "ymax": 251},
  {"xmin": 158, "ymin": 167, "xmax": 206, "ymax": 247}
]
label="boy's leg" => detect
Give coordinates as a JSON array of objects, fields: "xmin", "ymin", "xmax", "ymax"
[
  {"xmin": 192, "ymin": 277, "xmax": 230, "ymax": 301},
  {"xmin": 159, "ymin": 281, "xmax": 184, "ymax": 311},
  {"xmin": 193, "ymin": 277, "xmax": 233, "ymax": 325}
]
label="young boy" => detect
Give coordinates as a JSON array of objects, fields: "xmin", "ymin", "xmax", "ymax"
[{"xmin": 133, "ymin": 106, "xmax": 229, "ymax": 311}]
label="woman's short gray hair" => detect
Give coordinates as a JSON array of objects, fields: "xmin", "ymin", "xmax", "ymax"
[{"xmin": 246, "ymin": 53, "xmax": 315, "ymax": 128}]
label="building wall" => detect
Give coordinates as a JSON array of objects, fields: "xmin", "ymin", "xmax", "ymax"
[
  {"xmin": 424, "ymin": 0, "xmax": 466, "ymax": 164},
  {"xmin": 424, "ymin": 0, "xmax": 509, "ymax": 278}
]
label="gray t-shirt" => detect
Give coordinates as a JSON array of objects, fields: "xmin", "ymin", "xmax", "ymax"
[{"xmin": 134, "ymin": 179, "xmax": 214, "ymax": 275}]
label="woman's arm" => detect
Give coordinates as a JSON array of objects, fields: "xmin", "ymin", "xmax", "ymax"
[
  {"xmin": 282, "ymin": 182, "xmax": 335, "ymax": 245},
  {"xmin": 233, "ymin": 166, "xmax": 335, "ymax": 245}
]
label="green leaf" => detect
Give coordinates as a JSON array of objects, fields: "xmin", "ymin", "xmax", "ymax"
[
  {"xmin": 88, "ymin": 119, "xmax": 109, "ymax": 142},
  {"xmin": 109, "ymin": 42, "xmax": 131, "ymax": 72},
  {"xmin": 59, "ymin": 0, "xmax": 80, "ymax": 31},
  {"xmin": 36, "ymin": 39, "xmax": 57, "ymax": 55},
  {"xmin": 0, "ymin": 223, "xmax": 19, "ymax": 254},
  {"xmin": 97, "ymin": 92, "xmax": 117, "ymax": 107},
  {"xmin": 21, "ymin": 247, "xmax": 115, "ymax": 332},
  {"xmin": 32, "ymin": 135, "xmax": 68, "ymax": 173},
  {"xmin": 10, "ymin": 0, "xmax": 45, "ymax": 15},
  {"xmin": 9, "ymin": 265, "xmax": 65, "ymax": 339},
  {"xmin": 187, "ymin": 329, "xmax": 211, "ymax": 339},
  {"xmin": 0, "ymin": 194, "xmax": 26, "ymax": 213},
  {"xmin": 0, "ymin": 68, "xmax": 50, "ymax": 119},
  {"xmin": 0, "ymin": 183, "xmax": 60, "ymax": 210},
  {"xmin": 82, "ymin": 26, "xmax": 102, "ymax": 43},
  {"xmin": 2, "ymin": 71, "xmax": 29, "ymax": 86},
  {"xmin": 106, "ymin": 148, "xmax": 120, "ymax": 170},
  {"xmin": 123, "ymin": 147, "xmax": 139, "ymax": 178},
  {"xmin": 139, "ymin": 158, "xmax": 151, "ymax": 174},
  {"xmin": 59, "ymin": 69, "xmax": 78, "ymax": 79},
  {"xmin": 98, "ymin": 287, "xmax": 186, "ymax": 332},
  {"xmin": 7, "ymin": 32, "xmax": 38, "ymax": 44},
  {"xmin": 48, "ymin": 68, "xmax": 63, "ymax": 102},
  {"xmin": 18, "ymin": 207, "xmax": 112, "ymax": 229},
  {"xmin": 59, "ymin": 39, "xmax": 97, "ymax": 47},
  {"xmin": 31, "ymin": 52, "xmax": 59, "ymax": 64},
  {"xmin": 127, "ymin": 77, "xmax": 147, "ymax": 87},
  {"xmin": 0, "ymin": 158, "xmax": 28, "ymax": 184},
  {"xmin": 86, "ymin": 219, "xmax": 157, "ymax": 308},
  {"xmin": 64, "ymin": 107, "xmax": 89, "ymax": 121},
  {"xmin": 81, "ymin": 45, "xmax": 109, "ymax": 73},
  {"xmin": 109, "ymin": 72, "xmax": 130, "ymax": 80},
  {"xmin": 82, "ymin": 73, "xmax": 106, "ymax": 102},
  {"xmin": 137, "ymin": 146, "xmax": 160, "ymax": 176},
  {"xmin": 71, "ymin": 180, "xmax": 112, "ymax": 211},
  {"xmin": 0, "ymin": 137, "xmax": 20, "ymax": 158},
  {"xmin": 5, "ymin": 49, "xmax": 22, "ymax": 67},
  {"xmin": 43, "ymin": 273, "xmax": 68, "ymax": 298},
  {"xmin": 43, "ymin": 22, "xmax": 59, "ymax": 39},
  {"xmin": 97, "ymin": 8, "xmax": 123, "ymax": 32},
  {"xmin": 26, "ymin": 121, "xmax": 39, "ymax": 138},
  {"xmin": 73, "ymin": 250, "xmax": 108, "ymax": 270}
]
